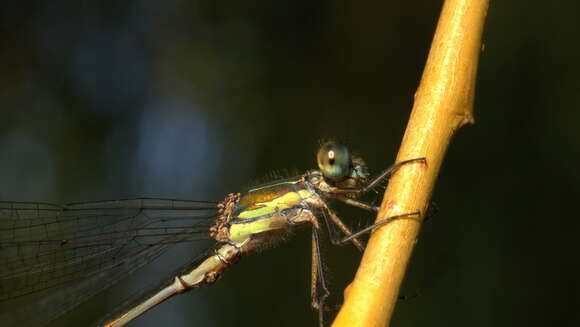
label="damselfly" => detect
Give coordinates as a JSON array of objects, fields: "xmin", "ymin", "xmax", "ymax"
[{"xmin": 0, "ymin": 141, "xmax": 425, "ymax": 326}]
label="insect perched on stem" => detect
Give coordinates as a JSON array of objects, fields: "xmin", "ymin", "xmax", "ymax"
[{"xmin": 0, "ymin": 141, "xmax": 425, "ymax": 326}]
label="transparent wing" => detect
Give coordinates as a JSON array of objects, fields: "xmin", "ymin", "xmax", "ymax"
[{"xmin": 0, "ymin": 198, "xmax": 218, "ymax": 304}]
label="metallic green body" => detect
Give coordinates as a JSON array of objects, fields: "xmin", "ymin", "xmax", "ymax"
[{"xmin": 228, "ymin": 177, "xmax": 314, "ymax": 244}]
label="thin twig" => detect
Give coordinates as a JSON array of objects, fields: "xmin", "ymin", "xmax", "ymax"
[{"xmin": 332, "ymin": 0, "xmax": 488, "ymax": 326}]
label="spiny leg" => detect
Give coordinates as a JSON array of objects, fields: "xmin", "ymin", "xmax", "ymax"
[
  {"xmin": 359, "ymin": 158, "xmax": 426, "ymax": 193},
  {"xmin": 321, "ymin": 202, "xmax": 365, "ymax": 252},
  {"xmin": 339, "ymin": 211, "xmax": 421, "ymax": 244},
  {"xmin": 333, "ymin": 201, "xmax": 436, "ymax": 242},
  {"xmin": 310, "ymin": 227, "xmax": 330, "ymax": 327},
  {"xmin": 333, "ymin": 157, "xmax": 426, "ymax": 195},
  {"xmin": 333, "ymin": 195, "xmax": 378, "ymax": 212}
]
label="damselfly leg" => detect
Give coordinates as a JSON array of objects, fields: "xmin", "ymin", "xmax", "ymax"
[{"xmin": 307, "ymin": 153, "xmax": 426, "ymax": 325}]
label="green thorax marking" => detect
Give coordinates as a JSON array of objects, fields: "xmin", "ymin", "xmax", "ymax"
[{"xmin": 227, "ymin": 176, "xmax": 315, "ymax": 244}]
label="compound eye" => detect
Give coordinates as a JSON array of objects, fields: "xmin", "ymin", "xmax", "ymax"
[{"xmin": 317, "ymin": 142, "xmax": 351, "ymax": 181}]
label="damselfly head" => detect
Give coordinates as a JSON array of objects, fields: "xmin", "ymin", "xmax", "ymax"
[
  {"xmin": 317, "ymin": 142, "xmax": 351, "ymax": 181},
  {"xmin": 316, "ymin": 141, "xmax": 369, "ymax": 187}
]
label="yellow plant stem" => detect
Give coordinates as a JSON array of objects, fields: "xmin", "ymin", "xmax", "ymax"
[{"xmin": 333, "ymin": 0, "xmax": 488, "ymax": 326}]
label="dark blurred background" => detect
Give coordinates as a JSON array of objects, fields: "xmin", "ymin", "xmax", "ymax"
[{"xmin": 0, "ymin": 1, "xmax": 578, "ymax": 326}]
